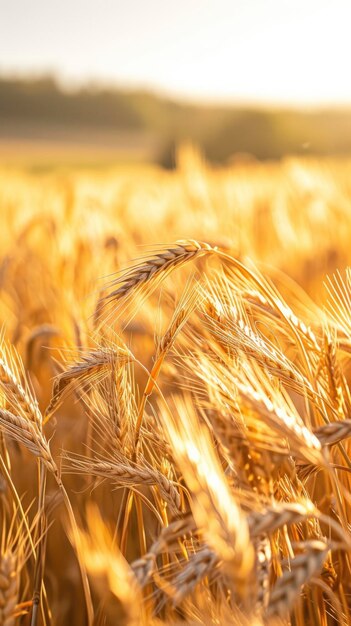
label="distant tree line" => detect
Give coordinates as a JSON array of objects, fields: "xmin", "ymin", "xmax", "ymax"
[{"xmin": 1, "ymin": 75, "xmax": 351, "ymax": 165}]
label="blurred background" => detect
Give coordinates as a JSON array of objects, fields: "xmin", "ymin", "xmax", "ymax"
[{"xmin": 1, "ymin": 0, "xmax": 351, "ymax": 168}]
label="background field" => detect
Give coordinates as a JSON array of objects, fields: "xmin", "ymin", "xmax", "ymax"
[{"xmin": 3, "ymin": 76, "xmax": 351, "ymax": 169}]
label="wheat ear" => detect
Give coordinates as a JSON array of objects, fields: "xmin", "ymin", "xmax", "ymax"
[
  {"xmin": 314, "ymin": 420, "xmax": 351, "ymax": 446},
  {"xmin": 0, "ymin": 550, "xmax": 18, "ymax": 626},
  {"xmin": 266, "ymin": 540, "xmax": 328, "ymax": 618},
  {"xmin": 45, "ymin": 347, "xmax": 132, "ymax": 417},
  {"xmin": 104, "ymin": 240, "xmax": 216, "ymax": 303}
]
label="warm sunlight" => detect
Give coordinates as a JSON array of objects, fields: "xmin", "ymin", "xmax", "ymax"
[
  {"xmin": 2, "ymin": 4, "xmax": 351, "ymax": 625},
  {"xmin": 2, "ymin": 0, "xmax": 351, "ymax": 104}
]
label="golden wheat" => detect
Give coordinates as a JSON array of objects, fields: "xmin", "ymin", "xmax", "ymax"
[{"xmin": 1, "ymin": 153, "xmax": 351, "ymax": 625}]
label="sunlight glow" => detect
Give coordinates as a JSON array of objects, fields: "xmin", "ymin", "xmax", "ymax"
[{"xmin": 1, "ymin": 0, "xmax": 351, "ymax": 104}]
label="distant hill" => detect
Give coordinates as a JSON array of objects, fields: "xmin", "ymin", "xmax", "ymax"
[{"xmin": 1, "ymin": 75, "xmax": 351, "ymax": 165}]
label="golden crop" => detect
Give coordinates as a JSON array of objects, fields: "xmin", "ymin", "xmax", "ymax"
[{"xmin": 1, "ymin": 148, "xmax": 351, "ymax": 625}]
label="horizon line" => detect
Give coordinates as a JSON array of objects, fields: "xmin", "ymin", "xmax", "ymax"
[{"xmin": 3, "ymin": 67, "xmax": 351, "ymax": 111}]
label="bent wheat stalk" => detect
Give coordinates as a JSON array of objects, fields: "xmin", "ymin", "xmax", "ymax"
[
  {"xmin": 103, "ymin": 240, "xmax": 217, "ymax": 306},
  {"xmin": 45, "ymin": 346, "xmax": 132, "ymax": 418},
  {"xmin": 64, "ymin": 455, "xmax": 181, "ymax": 515}
]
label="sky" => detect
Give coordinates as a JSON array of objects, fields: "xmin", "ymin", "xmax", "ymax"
[{"xmin": 1, "ymin": 0, "xmax": 350, "ymax": 105}]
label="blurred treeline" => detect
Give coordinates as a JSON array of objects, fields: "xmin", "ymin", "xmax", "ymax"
[{"xmin": 1, "ymin": 75, "xmax": 351, "ymax": 165}]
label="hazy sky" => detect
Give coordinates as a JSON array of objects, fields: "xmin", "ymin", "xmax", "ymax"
[{"xmin": 1, "ymin": 0, "xmax": 350, "ymax": 104}]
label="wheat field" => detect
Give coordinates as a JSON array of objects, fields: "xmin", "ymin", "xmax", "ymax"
[{"xmin": 2, "ymin": 148, "xmax": 351, "ymax": 625}]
